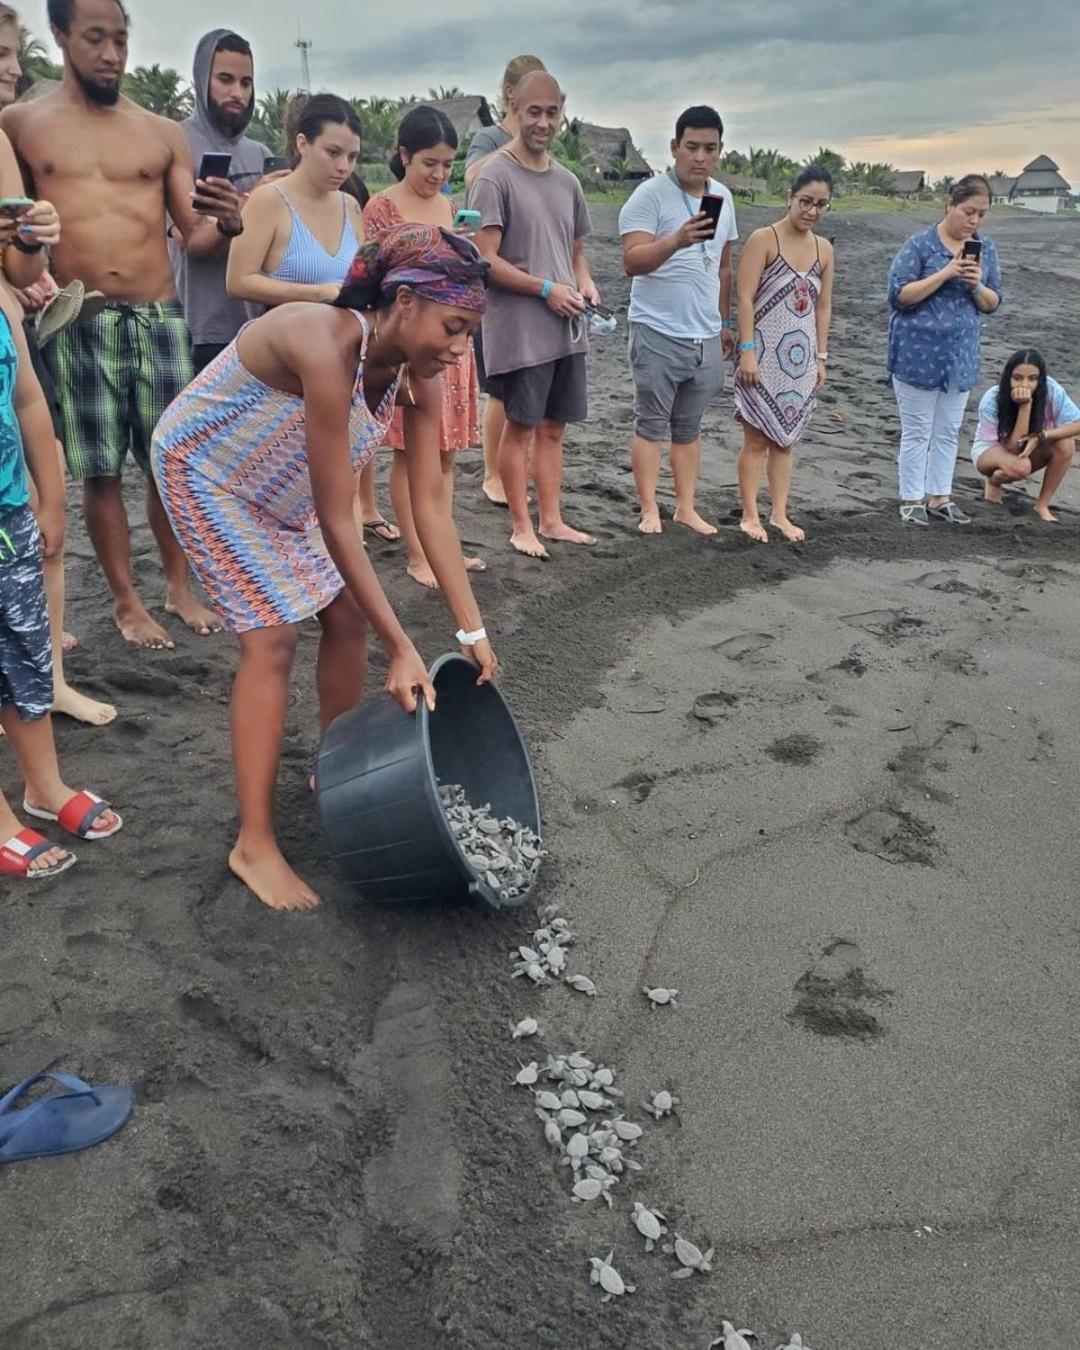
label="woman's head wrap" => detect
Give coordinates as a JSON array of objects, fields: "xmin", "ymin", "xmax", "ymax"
[{"xmin": 341, "ymin": 223, "xmax": 488, "ymax": 312}]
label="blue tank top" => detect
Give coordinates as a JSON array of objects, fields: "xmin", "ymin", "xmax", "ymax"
[
  {"xmin": 0, "ymin": 313, "xmax": 28, "ymax": 513},
  {"xmin": 265, "ymin": 187, "xmax": 359, "ymax": 286}
]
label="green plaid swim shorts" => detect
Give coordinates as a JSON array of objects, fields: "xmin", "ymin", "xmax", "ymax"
[{"xmin": 45, "ymin": 300, "xmax": 194, "ymax": 480}]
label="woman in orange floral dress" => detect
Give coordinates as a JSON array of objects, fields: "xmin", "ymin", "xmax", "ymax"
[{"xmin": 363, "ymin": 107, "xmax": 484, "ymax": 586}]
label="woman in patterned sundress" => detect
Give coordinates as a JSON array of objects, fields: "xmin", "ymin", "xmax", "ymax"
[
  {"xmin": 152, "ymin": 225, "xmax": 497, "ymax": 914},
  {"xmin": 364, "ymin": 106, "xmax": 484, "ymax": 587},
  {"xmin": 734, "ymin": 165, "xmax": 835, "ymax": 542}
]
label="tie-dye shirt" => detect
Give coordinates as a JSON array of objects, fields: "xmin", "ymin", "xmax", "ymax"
[
  {"xmin": 971, "ymin": 376, "xmax": 1080, "ymax": 460},
  {"xmin": 0, "ymin": 313, "xmax": 28, "ymax": 513},
  {"xmin": 887, "ymin": 225, "xmax": 1002, "ymax": 393}
]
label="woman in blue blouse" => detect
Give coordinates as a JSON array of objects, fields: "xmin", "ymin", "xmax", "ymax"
[{"xmin": 887, "ymin": 175, "xmax": 1002, "ymax": 525}]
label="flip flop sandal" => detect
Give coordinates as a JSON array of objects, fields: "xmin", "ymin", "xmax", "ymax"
[
  {"xmin": 899, "ymin": 503, "xmax": 929, "ymax": 525},
  {"xmin": 928, "ymin": 501, "xmax": 971, "ymax": 524},
  {"xmin": 363, "ymin": 518, "xmax": 400, "ymax": 543},
  {"xmin": 23, "ymin": 790, "xmax": 122, "ymax": 841},
  {"xmin": 0, "ymin": 1070, "xmax": 134, "ymax": 1164},
  {"xmin": 0, "ymin": 827, "xmax": 76, "ymax": 879},
  {"xmin": 34, "ymin": 280, "xmax": 85, "ymax": 347}
]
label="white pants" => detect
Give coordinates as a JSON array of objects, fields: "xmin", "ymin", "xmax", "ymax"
[{"xmin": 893, "ymin": 377, "xmax": 971, "ymax": 501}]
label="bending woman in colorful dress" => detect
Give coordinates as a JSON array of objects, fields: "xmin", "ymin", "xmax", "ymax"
[
  {"xmin": 887, "ymin": 174, "xmax": 1002, "ymax": 526},
  {"xmin": 734, "ymin": 165, "xmax": 834, "ymax": 543},
  {"xmin": 152, "ymin": 225, "xmax": 497, "ymax": 913},
  {"xmin": 971, "ymin": 348, "xmax": 1079, "ymax": 522},
  {"xmin": 364, "ymin": 106, "xmax": 485, "ymax": 586}
]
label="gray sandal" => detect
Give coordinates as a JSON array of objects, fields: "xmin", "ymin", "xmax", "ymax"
[
  {"xmin": 927, "ymin": 500, "xmax": 971, "ymax": 525},
  {"xmin": 899, "ymin": 503, "xmax": 929, "ymax": 525}
]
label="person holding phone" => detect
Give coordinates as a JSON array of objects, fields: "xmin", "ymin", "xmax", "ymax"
[
  {"xmin": 172, "ymin": 29, "xmax": 273, "ymax": 375},
  {"xmin": 152, "ymin": 224, "xmax": 496, "ymax": 912},
  {"xmin": 888, "ymin": 174, "xmax": 1002, "ymax": 525},
  {"xmin": 363, "ymin": 106, "xmax": 484, "ymax": 587},
  {"xmin": 971, "ymin": 348, "xmax": 1079, "ymax": 522},
  {"xmin": 619, "ymin": 105, "xmax": 736, "ymax": 536},
  {"xmin": 0, "ymin": 0, "xmax": 244, "ymax": 652}
]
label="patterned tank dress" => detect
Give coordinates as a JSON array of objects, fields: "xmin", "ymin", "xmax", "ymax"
[
  {"xmin": 734, "ymin": 226, "xmax": 822, "ymax": 449},
  {"xmin": 151, "ymin": 311, "xmax": 399, "ymax": 632}
]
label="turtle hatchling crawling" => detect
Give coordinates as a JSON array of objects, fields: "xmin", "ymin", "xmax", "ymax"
[
  {"xmin": 565, "ymin": 974, "xmax": 597, "ymax": 996},
  {"xmin": 664, "ymin": 1233, "xmax": 714, "ymax": 1278},
  {"xmin": 643, "ymin": 985, "xmax": 679, "ymax": 1009},
  {"xmin": 708, "ymin": 1321, "xmax": 756, "ymax": 1348},
  {"xmin": 630, "ymin": 1202, "xmax": 668, "ymax": 1252},
  {"xmin": 774, "ymin": 1336, "xmax": 808, "ymax": 1350},
  {"xmin": 510, "ymin": 1017, "xmax": 540, "ymax": 1041},
  {"xmin": 572, "ymin": 1175, "xmax": 615, "ymax": 1208},
  {"xmin": 644, "ymin": 1089, "xmax": 680, "ymax": 1119},
  {"xmin": 588, "ymin": 1250, "xmax": 635, "ymax": 1302}
]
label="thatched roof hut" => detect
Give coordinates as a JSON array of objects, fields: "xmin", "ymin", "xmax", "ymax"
[
  {"xmin": 1012, "ymin": 154, "xmax": 1070, "ymax": 197},
  {"xmin": 16, "ymin": 77, "xmax": 60, "ymax": 102},
  {"xmin": 572, "ymin": 121, "xmax": 652, "ymax": 182},
  {"xmin": 718, "ymin": 173, "xmax": 767, "ymax": 201},
  {"xmin": 411, "ymin": 95, "xmax": 494, "ymax": 144},
  {"xmin": 988, "ymin": 175, "xmax": 1017, "ymax": 203},
  {"xmin": 887, "ymin": 170, "xmax": 926, "ymax": 197}
]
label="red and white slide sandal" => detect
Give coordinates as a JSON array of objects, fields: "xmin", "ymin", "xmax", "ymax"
[
  {"xmin": 22, "ymin": 791, "xmax": 123, "ymax": 841},
  {"xmin": 0, "ymin": 828, "xmax": 76, "ymax": 879}
]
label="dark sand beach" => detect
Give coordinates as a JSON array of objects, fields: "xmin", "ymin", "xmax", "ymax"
[{"xmin": 3, "ymin": 202, "xmax": 1080, "ymax": 1349}]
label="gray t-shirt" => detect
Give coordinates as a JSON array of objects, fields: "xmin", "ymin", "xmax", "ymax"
[
  {"xmin": 465, "ymin": 123, "xmax": 511, "ymax": 168},
  {"xmin": 471, "ymin": 152, "xmax": 591, "ymax": 376}
]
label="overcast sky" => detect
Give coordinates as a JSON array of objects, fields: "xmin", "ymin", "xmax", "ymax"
[{"xmin": 35, "ymin": 0, "xmax": 1080, "ymax": 184}]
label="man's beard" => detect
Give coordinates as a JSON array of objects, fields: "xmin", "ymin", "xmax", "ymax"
[
  {"xmin": 209, "ymin": 98, "xmax": 250, "ymax": 137},
  {"xmin": 71, "ymin": 62, "xmax": 121, "ymax": 107}
]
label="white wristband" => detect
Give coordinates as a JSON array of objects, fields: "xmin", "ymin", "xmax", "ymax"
[{"xmin": 456, "ymin": 626, "xmax": 487, "ymax": 645}]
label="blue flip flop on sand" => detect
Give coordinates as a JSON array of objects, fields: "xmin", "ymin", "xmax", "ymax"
[{"xmin": 0, "ymin": 1070, "xmax": 134, "ymax": 1165}]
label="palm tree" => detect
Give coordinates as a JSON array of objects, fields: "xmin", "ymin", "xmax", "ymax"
[
  {"xmin": 123, "ymin": 64, "xmax": 193, "ymax": 120},
  {"xmin": 15, "ymin": 25, "xmax": 61, "ymax": 95},
  {"xmin": 249, "ymin": 87, "xmax": 292, "ymax": 156},
  {"xmin": 748, "ymin": 147, "xmax": 799, "ymax": 194},
  {"xmin": 718, "ymin": 149, "xmax": 750, "ymax": 175},
  {"xmin": 932, "ymin": 174, "xmax": 955, "ymax": 196},
  {"xmin": 355, "ymin": 96, "xmax": 401, "ymax": 164},
  {"xmin": 807, "ymin": 146, "xmax": 846, "ymax": 179},
  {"xmin": 428, "ymin": 85, "xmax": 465, "ymax": 101}
]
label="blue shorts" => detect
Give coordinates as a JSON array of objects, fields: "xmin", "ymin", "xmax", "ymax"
[{"xmin": 0, "ymin": 505, "xmax": 52, "ymax": 721}]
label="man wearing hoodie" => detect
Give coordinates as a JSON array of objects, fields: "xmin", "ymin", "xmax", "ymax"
[{"xmin": 173, "ymin": 29, "xmax": 272, "ymax": 373}]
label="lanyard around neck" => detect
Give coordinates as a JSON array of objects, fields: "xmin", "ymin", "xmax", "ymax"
[{"xmin": 669, "ymin": 168, "xmax": 712, "ymax": 267}]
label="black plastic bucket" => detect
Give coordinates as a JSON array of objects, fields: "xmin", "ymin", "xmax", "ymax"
[{"xmin": 315, "ymin": 652, "xmax": 541, "ymax": 909}]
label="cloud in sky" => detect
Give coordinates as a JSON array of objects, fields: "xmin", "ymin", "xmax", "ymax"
[{"xmin": 36, "ymin": 0, "xmax": 1080, "ymax": 181}]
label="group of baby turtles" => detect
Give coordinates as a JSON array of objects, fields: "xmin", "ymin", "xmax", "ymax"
[
  {"xmin": 438, "ymin": 783, "xmax": 543, "ymax": 902},
  {"xmin": 508, "ymin": 901, "xmax": 811, "ymax": 1350}
]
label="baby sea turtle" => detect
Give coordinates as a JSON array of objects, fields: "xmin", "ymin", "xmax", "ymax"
[
  {"xmin": 644, "ymin": 1089, "xmax": 680, "ymax": 1119},
  {"xmin": 664, "ymin": 1233, "xmax": 714, "ymax": 1278},
  {"xmin": 708, "ymin": 1324, "xmax": 756, "ymax": 1349},
  {"xmin": 535, "ymin": 1109, "xmax": 563, "ymax": 1148},
  {"xmin": 606, "ymin": 1117, "xmax": 644, "ymax": 1143},
  {"xmin": 563, "ymin": 1131, "xmax": 590, "ymax": 1168},
  {"xmin": 644, "ymin": 986, "xmax": 679, "ymax": 1009},
  {"xmin": 774, "ymin": 1337, "xmax": 808, "ymax": 1350},
  {"xmin": 565, "ymin": 974, "xmax": 597, "ymax": 996},
  {"xmin": 534, "ymin": 1089, "xmax": 561, "ymax": 1112},
  {"xmin": 630, "ymin": 1202, "xmax": 668, "ymax": 1252},
  {"xmin": 510, "ymin": 1017, "xmax": 539, "ymax": 1041},
  {"xmin": 577, "ymin": 1089, "xmax": 610, "ymax": 1113},
  {"xmin": 588, "ymin": 1251, "xmax": 635, "ymax": 1302},
  {"xmin": 514, "ymin": 1061, "xmax": 539, "ymax": 1086},
  {"xmin": 557, "ymin": 1107, "xmax": 587, "ymax": 1129},
  {"xmin": 513, "ymin": 960, "xmax": 550, "ymax": 985},
  {"xmin": 572, "ymin": 1175, "xmax": 615, "ymax": 1207}
]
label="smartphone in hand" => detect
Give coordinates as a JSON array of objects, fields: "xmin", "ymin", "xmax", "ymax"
[
  {"xmin": 961, "ymin": 238, "xmax": 982, "ymax": 262},
  {"xmin": 700, "ymin": 194, "xmax": 724, "ymax": 239},
  {"xmin": 453, "ymin": 208, "xmax": 482, "ymax": 232},
  {"xmin": 0, "ymin": 195, "xmax": 34, "ymax": 218},
  {"xmin": 194, "ymin": 152, "xmax": 232, "ymax": 211}
]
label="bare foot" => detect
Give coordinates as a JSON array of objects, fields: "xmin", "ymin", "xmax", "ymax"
[
  {"xmin": 25, "ymin": 788, "xmax": 122, "ymax": 836},
  {"xmin": 27, "ymin": 842, "xmax": 74, "ymax": 874},
  {"xmin": 229, "ymin": 840, "xmax": 320, "ymax": 911},
  {"xmin": 510, "ymin": 529, "xmax": 549, "ymax": 559},
  {"xmin": 540, "ymin": 522, "xmax": 597, "ymax": 546},
  {"xmin": 674, "ymin": 507, "xmax": 718, "ymax": 536},
  {"xmin": 166, "ymin": 592, "xmax": 223, "ymax": 636},
  {"xmin": 62, "ymin": 631, "xmax": 79, "ymax": 653},
  {"xmin": 739, "ymin": 518, "xmax": 768, "ymax": 543},
  {"xmin": 53, "ymin": 683, "xmax": 117, "ymax": 727},
  {"xmin": 407, "ymin": 560, "xmax": 439, "ymax": 589},
  {"xmin": 464, "ymin": 554, "xmax": 487, "ymax": 573},
  {"xmin": 1034, "ymin": 503, "xmax": 1058, "ymax": 522},
  {"xmin": 482, "ymin": 479, "xmax": 508, "ymax": 507},
  {"xmin": 117, "ymin": 601, "xmax": 174, "ymax": 650},
  {"xmin": 769, "ymin": 515, "xmax": 806, "ymax": 542},
  {"xmin": 638, "ymin": 508, "xmax": 662, "ymax": 534},
  {"xmin": 984, "ymin": 480, "xmax": 1003, "ymax": 503}
]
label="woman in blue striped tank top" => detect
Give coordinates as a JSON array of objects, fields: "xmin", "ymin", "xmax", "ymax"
[{"xmin": 227, "ymin": 94, "xmax": 397, "ymax": 540}]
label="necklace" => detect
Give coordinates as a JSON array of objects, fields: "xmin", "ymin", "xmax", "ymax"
[{"xmin": 669, "ymin": 168, "xmax": 710, "ymax": 270}]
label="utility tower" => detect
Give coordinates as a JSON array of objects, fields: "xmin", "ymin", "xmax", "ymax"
[{"xmin": 296, "ymin": 32, "xmax": 312, "ymax": 92}]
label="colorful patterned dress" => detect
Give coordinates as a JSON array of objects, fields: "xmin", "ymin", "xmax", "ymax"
[
  {"xmin": 151, "ymin": 312, "xmax": 399, "ymax": 632},
  {"xmin": 734, "ymin": 227, "xmax": 822, "ymax": 449},
  {"xmin": 362, "ymin": 193, "xmax": 479, "ymax": 454}
]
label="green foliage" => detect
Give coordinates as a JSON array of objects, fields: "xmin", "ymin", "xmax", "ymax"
[
  {"xmin": 15, "ymin": 25, "xmax": 61, "ymax": 93},
  {"xmin": 122, "ymin": 64, "xmax": 193, "ymax": 120},
  {"xmin": 427, "ymin": 85, "xmax": 465, "ymax": 101},
  {"xmin": 807, "ymin": 146, "xmax": 846, "ymax": 179},
  {"xmin": 249, "ymin": 88, "xmax": 291, "ymax": 156}
]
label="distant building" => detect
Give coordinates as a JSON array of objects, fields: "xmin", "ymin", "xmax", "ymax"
[
  {"xmin": 988, "ymin": 175, "xmax": 1017, "ymax": 206},
  {"xmin": 1010, "ymin": 154, "xmax": 1071, "ymax": 213},
  {"xmin": 400, "ymin": 95, "xmax": 495, "ymax": 145},
  {"xmin": 570, "ymin": 120, "xmax": 652, "ymax": 182},
  {"xmin": 717, "ymin": 173, "xmax": 768, "ymax": 201},
  {"xmin": 887, "ymin": 170, "xmax": 926, "ymax": 197}
]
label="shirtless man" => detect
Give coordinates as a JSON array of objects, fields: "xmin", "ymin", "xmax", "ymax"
[{"xmin": 1, "ymin": 0, "xmax": 243, "ymax": 649}]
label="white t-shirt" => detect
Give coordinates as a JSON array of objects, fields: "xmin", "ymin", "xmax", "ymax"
[{"xmin": 618, "ymin": 173, "xmax": 738, "ymax": 341}]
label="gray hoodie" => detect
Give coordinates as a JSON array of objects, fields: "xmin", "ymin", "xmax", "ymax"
[{"xmin": 171, "ymin": 29, "xmax": 270, "ymax": 347}]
